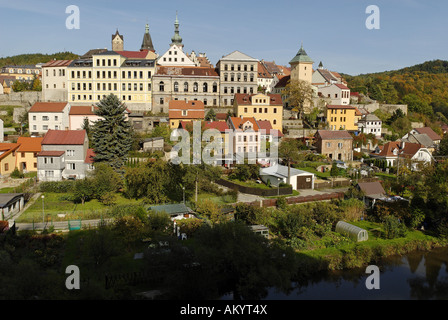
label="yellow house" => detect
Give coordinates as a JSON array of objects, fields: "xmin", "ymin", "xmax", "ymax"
[
  {"xmin": 233, "ymin": 93, "xmax": 283, "ymax": 131},
  {"xmin": 326, "ymin": 105, "xmax": 359, "ymax": 131},
  {"xmin": 16, "ymin": 137, "xmax": 43, "ymax": 172},
  {"xmin": 0, "ymin": 143, "xmax": 20, "ymax": 175}
]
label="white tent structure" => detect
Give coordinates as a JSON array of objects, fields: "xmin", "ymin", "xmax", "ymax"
[{"xmin": 335, "ymin": 221, "xmax": 368, "ymax": 242}]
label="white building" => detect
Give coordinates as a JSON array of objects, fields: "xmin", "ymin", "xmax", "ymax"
[
  {"xmin": 318, "ymin": 83, "xmax": 350, "ymax": 105},
  {"xmin": 28, "ymin": 102, "xmax": 71, "ymax": 135},
  {"xmin": 357, "ymin": 113, "xmax": 382, "ymax": 138},
  {"xmin": 41, "ymin": 60, "xmax": 72, "ymax": 102},
  {"xmin": 260, "ymin": 165, "xmax": 315, "ymax": 190}
]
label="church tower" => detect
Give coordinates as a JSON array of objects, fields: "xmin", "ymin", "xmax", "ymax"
[
  {"xmin": 112, "ymin": 29, "xmax": 124, "ymax": 51},
  {"xmin": 289, "ymin": 43, "xmax": 314, "ymax": 84},
  {"xmin": 141, "ymin": 23, "xmax": 155, "ymax": 52},
  {"xmin": 170, "ymin": 12, "xmax": 183, "ymax": 48}
]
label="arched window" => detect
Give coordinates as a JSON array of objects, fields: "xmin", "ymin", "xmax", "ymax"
[
  {"xmin": 184, "ymin": 82, "xmax": 189, "ymax": 92},
  {"xmin": 174, "ymin": 82, "xmax": 179, "ymax": 92},
  {"xmin": 203, "ymin": 82, "xmax": 208, "ymax": 92},
  {"xmin": 159, "ymin": 81, "xmax": 165, "ymax": 92},
  {"xmin": 193, "ymin": 82, "xmax": 199, "ymax": 92},
  {"xmin": 213, "ymin": 83, "xmax": 218, "ymax": 93}
]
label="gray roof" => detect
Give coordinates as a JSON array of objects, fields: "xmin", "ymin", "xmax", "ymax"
[
  {"xmin": 220, "ymin": 51, "xmax": 258, "ymax": 62},
  {"xmin": 148, "ymin": 203, "xmax": 193, "ymax": 216},
  {"xmin": 0, "ymin": 193, "xmax": 23, "ymax": 208},
  {"xmin": 403, "ymin": 133, "xmax": 435, "ymax": 148},
  {"xmin": 289, "ymin": 45, "xmax": 314, "ymax": 64},
  {"xmin": 260, "ymin": 164, "xmax": 314, "ymax": 179}
]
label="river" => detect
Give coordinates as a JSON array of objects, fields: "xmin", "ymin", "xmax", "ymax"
[{"xmin": 261, "ymin": 246, "xmax": 448, "ymax": 300}]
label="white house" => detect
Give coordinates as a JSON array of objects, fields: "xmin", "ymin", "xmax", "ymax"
[
  {"xmin": 260, "ymin": 164, "xmax": 315, "ymax": 190},
  {"xmin": 357, "ymin": 113, "xmax": 382, "ymax": 138},
  {"xmin": 29, "ymin": 102, "xmax": 71, "ymax": 135},
  {"xmin": 318, "ymin": 83, "xmax": 350, "ymax": 105}
]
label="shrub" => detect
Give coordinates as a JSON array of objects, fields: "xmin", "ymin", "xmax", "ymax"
[
  {"xmin": 39, "ymin": 181, "xmax": 74, "ymax": 193},
  {"xmin": 11, "ymin": 168, "xmax": 24, "ymax": 179},
  {"xmin": 382, "ymin": 216, "xmax": 407, "ymax": 239}
]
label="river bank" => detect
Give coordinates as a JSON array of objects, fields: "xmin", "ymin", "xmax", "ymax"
[{"xmin": 293, "ymin": 230, "xmax": 448, "ymax": 279}]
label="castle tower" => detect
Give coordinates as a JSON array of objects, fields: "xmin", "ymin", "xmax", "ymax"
[
  {"xmin": 289, "ymin": 43, "xmax": 314, "ymax": 84},
  {"xmin": 141, "ymin": 23, "xmax": 155, "ymax": 52},
  {"xmin": 112, "ymin": 29, "xmax": 124, "ymax": 51}
]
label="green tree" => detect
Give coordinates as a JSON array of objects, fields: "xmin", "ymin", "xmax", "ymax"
[
  {"xmin": 91, "ymin": 94, "xmax": 133, "ymax": 172},
  {"xmin": 279, "ymin": 138, "xmax": 305, "ymax": 184},
  {"xmin": 205, "ymin": 108, "xmax": 217, "ymax": 121},
  {"xmin": 282, "ymin": 79, "xmax": 314, "ymax": 119}
]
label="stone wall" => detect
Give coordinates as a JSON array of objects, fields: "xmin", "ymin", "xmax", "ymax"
[{"xmin": 0, "ymin": 91, "xmax": 42, "ymax": 107}]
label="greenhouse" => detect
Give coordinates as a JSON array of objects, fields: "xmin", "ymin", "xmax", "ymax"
[{"xmin": 335, "ymin": 221, "xmax": 369, "ymax": 242}]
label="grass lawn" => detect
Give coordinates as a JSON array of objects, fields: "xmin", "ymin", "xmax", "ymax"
[
  {"xmin": 16, "ymin": 192, "xmax": 142, "ymax": 223},
  {"xmin": 297, "ymin": 167, "xmax": 331, "ymax": 179},
  {"xmin": 224, "ymin": 177, "xmax": 273, "ymax": 190},
  {"xmin": 196, "ymin": 192, "xmax": 237, "ymax": 205}
]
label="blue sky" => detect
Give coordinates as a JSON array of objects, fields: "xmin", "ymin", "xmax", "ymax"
[{"xmin": 0, "ymin": 0, "xmax": 446, "ymax": 75}]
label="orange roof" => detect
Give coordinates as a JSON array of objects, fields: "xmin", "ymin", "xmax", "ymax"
[
  {"xmin": 156, "ymin": 66, "xmax": 219, "ymax": 77},
  {"xmin": 0, "ymin": 143, "xmax": 20, "ymax": 161},
  {"xmin": 17, "ymin": 137, "xmax": 43, "ymax": 153},
  {"xmin": 29, "ymin": 102, "xmax": 69, "ymax": 113},
  {"xmin": 42, "ymin": 60, "xmax": 73, "ymax": 68},
  {"xmin": 169, "ymin": 100, "xmax": 205, "ymax": 120},
  {"xmin": 115, "ymin": 50, "xmax": 149, "ymax": 59},
  {"xmin": 229, "ymin": 117, "xmax": 260, "ymax": 132},
  {"xmin": 69, "ymin": 105, "xmax": 97, "ymax": 115}
]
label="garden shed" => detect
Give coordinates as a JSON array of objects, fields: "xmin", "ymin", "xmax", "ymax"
[{"xmin": 335, "ymin": 221, "xmax": 368, "ymax": 242}]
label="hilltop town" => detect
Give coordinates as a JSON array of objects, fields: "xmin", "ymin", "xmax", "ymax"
[{"xmin": 1, "ymin": 14, "xmax": 448, "ymax": 300}]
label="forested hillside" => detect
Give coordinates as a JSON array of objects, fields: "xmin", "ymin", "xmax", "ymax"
[
  {"xmin": 0, "ymin": 52, "xmax": 79, "ymax": 68},
  {"xmin": 343, "ymin": 60, "xmax": 448, "ymax": 118}
]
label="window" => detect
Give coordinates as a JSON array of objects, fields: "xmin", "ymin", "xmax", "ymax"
[
  {"xmin": 184, "ymin": 82, "xmax": 189, "ymax": 92},
  {"xmin": 174, "ymin": 82, "xmax": 179, "ymax": 92},
  {"xmin": 4, "ymin": 163, "xmax": 8, "ymax": 171},
  {"xmin": 182, "ymin": 110, "xmax": 188, "ymax": 117},
  {"xmin": 203, "ymin": 83, "xmax": 208, "ymax": 92},
  {"xmin": 45, "ymin": 171, "xmax": 54, "ymax": 177},
  {"xmin": 67, "ymin": 163, "xmax": 76, "ymax": 170},
  {"xmin": 67, "ymin": 150, "xmax": 75, "ymax": 157},
  {"xmin": 338, "ymin": 143, "xmax": 343, "ymax": 149},
  {"xmin": 193, "ymin": 82, "xmax": 198, "ymax": 92},
  {"xmin": 159, "ymin": 82, "xmax": 164, "ymax": 92}
]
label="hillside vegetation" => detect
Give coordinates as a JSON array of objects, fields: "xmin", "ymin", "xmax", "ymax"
[
  {"xmin": 0, "ymin": 52, "xmax": 79, "ymax": 68},
  {"xmin": 343, "ymin": 60, "xmax": 448, "ymax": 120}
]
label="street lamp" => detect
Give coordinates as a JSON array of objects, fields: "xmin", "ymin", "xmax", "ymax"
[
  {"xmin": 41, "ymin": 195, "xmax": 45, "ymax": 225},
  {"xmin": 182, "ymin": 186, "xmax": 185, "ymax": 204}
]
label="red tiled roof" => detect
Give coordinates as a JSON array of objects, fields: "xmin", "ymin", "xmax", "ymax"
[
  {"xmin": 0, "ymin": 143, "xmax": 20, "ymax": 161},
  {"xmin": 334, "ymin": 83, "xmax": 350, "ymax": 90},
  {"xmin": 42, "ymin": 60, "xmax": 73, "ymax": 68},
  {"xmin": 37, "ymin": 151, "xmax": 65, "ymax": 157},
  {"xmin": 316, "ymin": 130, "xmax": 353, "ymax": 140},
  {"xmin": 169, "ymin": 100, "xmax": 205, "ymax": 120},
  {"xmin": 29, "ymin": 102, "xmax": 69, "ymax": 113},
  {"xmin": 69, "ymin": 105, "xmax": 97, "ymax": 115},
  {"xmin": 234, "ymin": 93, "xmax": 283, "ymax": 106},
  {"xmin": 203, "ymin": 120, "xmax": 229, "ymax": 133},
  {"xmin": 156, "ymin": 66, "xmax": 219, "ymax": 77},
  {"xmin": 257, "ymin": 120, "xmax": 284, "ymax": 137},
  {"xmin": 17, "ymin": 137, "xmax": 43, "ymax": 153},
  {"xmin": 41, "ymin": 130, "xmax": 86, "ymax": 145},
  {"xmin": 373, "ymin": 141, "xmax": 425, "ymax": 158},
  {"xmin": 274, "ymin": 75, "xmax": 290, "ymax": 88},
  {"xmin": 115, "ymin": 50, "xmax": 149, "ymax": 59},
  {"xmin": 215, "ymin": 113, "xmax": 228, "ymax": 120},
  {"xmin": 415, "ymin": 127, "xmax": 441, "ymax": 141},
  {"xmin": 229, "ymin": 117, "xmax": 260, "ymax": 132}
]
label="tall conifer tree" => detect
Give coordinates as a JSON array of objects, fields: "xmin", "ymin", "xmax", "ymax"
[{"xmin": 91, "ymin": 94, "xmax": 133, "ymax": 171}]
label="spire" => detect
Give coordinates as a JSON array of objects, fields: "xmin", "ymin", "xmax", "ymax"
[
  {"xmin": 141, "ymin": 23, "xmax": 155, "ymax": 52},
  {"xmin": 171, "ymin": 11, "xmax": 183, "ymax": 47}
]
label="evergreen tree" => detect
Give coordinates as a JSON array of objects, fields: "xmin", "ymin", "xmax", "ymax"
[
  {"xmin": 205, "ymin": 108, "xmax": 217, "ymax": 121},
  {"xmin": 91, "ymin": 94, "xmax": 133, "ymax": 172}
]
